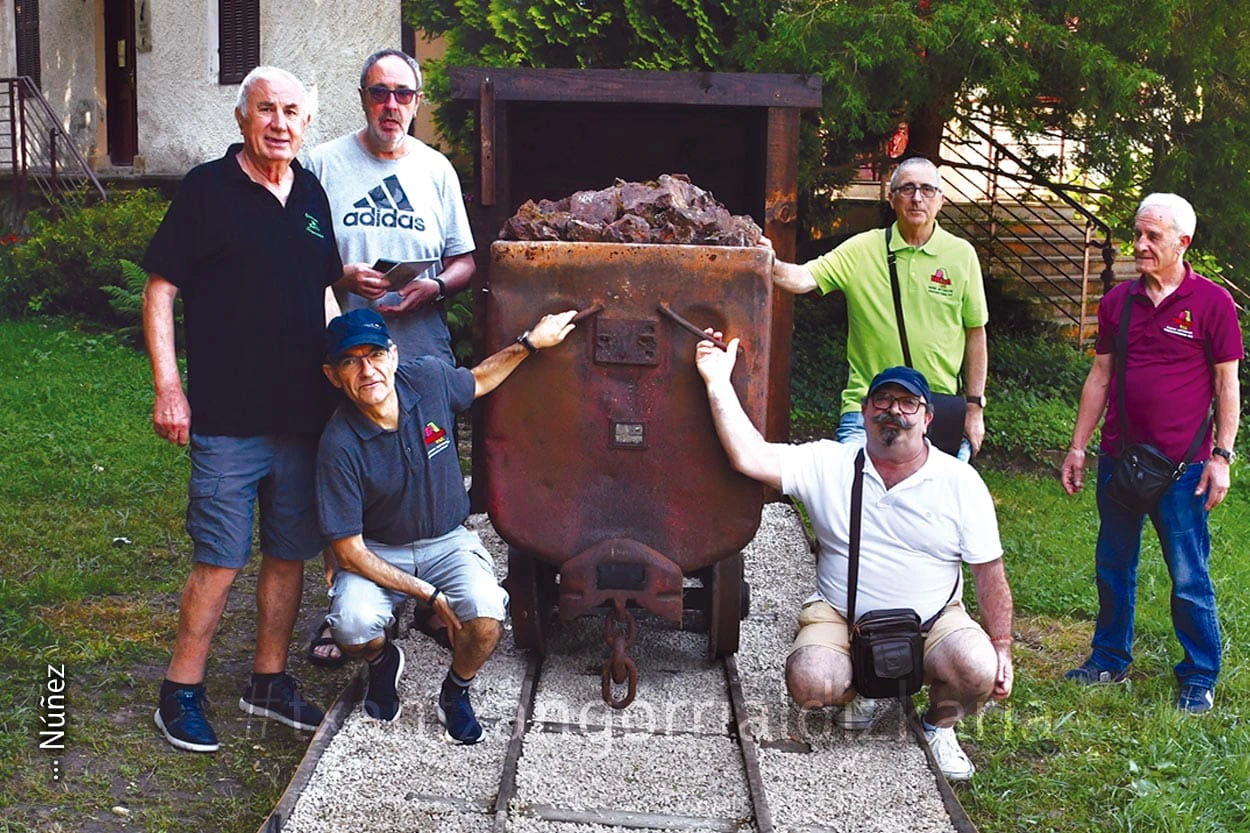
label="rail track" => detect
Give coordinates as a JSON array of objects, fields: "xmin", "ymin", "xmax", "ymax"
[{"xmin": 267, "ymin": 505, "xmax": 976, "ymax": 833}]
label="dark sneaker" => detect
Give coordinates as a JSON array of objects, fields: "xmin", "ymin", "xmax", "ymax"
[
  {"xmin": 238, "ymin": 673, "xmax": 324, "ymax": 731},
  {"xmin": 155, "ymin": 684, "xmax": 219, "ymax": 753},
  {"xmin": 437, "ymin": 682, "xmax": 484, "ymax": 745},
  {"xmin": 362, "ymin": 641, "xmax": 405, "ymax": 722},
  {"xmin": 1176, "ymin": 684, "xmax": 1215, "ymax": 714},
  {"xmin": 1064, "ymin": 662, "xmax": 1128, "ymax": 686}
]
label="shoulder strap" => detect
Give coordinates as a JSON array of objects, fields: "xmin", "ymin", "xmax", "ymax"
[
  {"xmin": 846, "ymin": 448, "xmax": 866, "ymax": 626},
  {"xmin": 885, "ymin": 225, "xmax": 914, "ymax": 368}
]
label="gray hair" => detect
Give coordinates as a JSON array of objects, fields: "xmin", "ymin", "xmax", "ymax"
[
  {"xmin": 889, "ymin": 157, "xmax": 940, "ymax": 192},
  {"xmin": 235, "ymin": 66, "xmax": 309, "ymax": 117},
  {"xmin": 359, "ymin": 49, "xmax": 422, "ymax": 91},
  {"xmin": 1137, "ymin": 193, "xmax": 1197, "ymax": 239}
]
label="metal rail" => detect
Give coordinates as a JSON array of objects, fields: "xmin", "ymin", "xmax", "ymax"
[
  {"xmin": 939, "ymin": 109, "xmax": 1116, "ymax": 341},
  {"xmin": 0, "ymin": 75, "xmax": 106, "ymax": 210}
]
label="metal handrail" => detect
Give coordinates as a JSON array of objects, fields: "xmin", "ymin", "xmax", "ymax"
[
  {"xmin": 936, "ymin": 109, "xmax": 1118, "ymax": 341},
  {"xmin": 0, "ymin": 75, "xmax": 106, "ymax": 210}
]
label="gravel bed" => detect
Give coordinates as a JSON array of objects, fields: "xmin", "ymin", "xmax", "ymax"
[
  {"xmin": 281, "ymin": 503, "xmax": 960, "ymax": 833},
  {"xmin": 515, "ymin": 731, "xmax": 749, "ymax": 818}
]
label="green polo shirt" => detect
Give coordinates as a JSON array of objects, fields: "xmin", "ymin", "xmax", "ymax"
[{"xmin": 807, "ymin": 221, "xmax": 988, "ymax": 415}]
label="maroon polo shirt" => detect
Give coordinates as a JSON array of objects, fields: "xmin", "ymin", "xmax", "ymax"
[{"xmin": 1095, "ymin": 264, "xmax": 1243, "ymax": 461}]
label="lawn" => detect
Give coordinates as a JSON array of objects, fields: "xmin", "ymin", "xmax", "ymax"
[{"xmin": 1, "ymin": 317, "xmax": 1247, "ymax": 832}]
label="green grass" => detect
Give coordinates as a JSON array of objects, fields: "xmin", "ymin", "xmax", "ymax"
[
  {"xmin": 1, "ymin": 317, "xmax": 1248, "ymax": 832},
  {"xmin": 959, "ymin": 470, "xmax": 1250, "ymax": 833},
  {"xmin": 0, "ymin": 319, "xmax": 352, "ymax": 832}
]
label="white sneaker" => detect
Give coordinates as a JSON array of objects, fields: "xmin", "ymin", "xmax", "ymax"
[
  {"xmin": 925, "ymin": 724, "xmax": 975, "ymax": 781},
  {"xmin": 834, "ymin": 695, "xmax": 889, "ymax": 730}
]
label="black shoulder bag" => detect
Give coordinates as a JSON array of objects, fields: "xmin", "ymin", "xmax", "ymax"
[
  {"xmin": 885, "ymin": 226, "xmax": 967, "ymax": 457},
  {"xmin": 846, "ymin": 449, "xmax": 958, "ymax": 698},
  {"xmin": 1104, "ymin": 285, "xmax": 1212, "ymax": 514}
]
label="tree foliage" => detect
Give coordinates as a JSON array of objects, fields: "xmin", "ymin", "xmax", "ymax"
[{"xmin": 407, "ymin": 0, "xmax": 1250, "ymax": 276}]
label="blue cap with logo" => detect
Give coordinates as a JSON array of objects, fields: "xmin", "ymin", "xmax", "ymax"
[
  {"xmin": 325, "ymin": 308, "xmax": 391, "ymax": 362},
  {"xmin": 867, "ymin": 366, "xmax": 932, "ymax": 403}
]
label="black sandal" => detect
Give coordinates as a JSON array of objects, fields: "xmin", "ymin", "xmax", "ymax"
[
  {"xmin": 306, "ymin": 618, "xmax": 347, "ymax": 668},
  {"xmin": 410, "ymin": 606, "xmax": 453, "ymax": 651}
]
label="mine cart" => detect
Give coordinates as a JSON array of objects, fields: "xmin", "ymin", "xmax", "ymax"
[{"xmin": 481, "ymin": 240, "xmax": 773, "ymax": 706}]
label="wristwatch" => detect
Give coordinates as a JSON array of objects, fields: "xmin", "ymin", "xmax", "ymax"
[
  {"xmin": 1212, "ymin": 447, "xmax": 1236, "ymax": 463},
  {"xmin": 965, "ymin": 395, "xmax": 984, "ymax": 407},
  {"xmin": 430, "ymin": 276, "xmax": 446, "ymax": 302},
  {"xmin": 516, "ymin": 330, "xmax": 538, "ymax": 356}
]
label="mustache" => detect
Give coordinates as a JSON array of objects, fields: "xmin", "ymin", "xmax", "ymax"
[{"xmin": 871, "ymin": 411, "xmax": 913, "ymax": 430}]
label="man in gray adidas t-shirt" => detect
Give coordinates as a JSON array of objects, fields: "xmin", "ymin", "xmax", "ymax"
[{"xmin": 307, "ymin": 48, "xmax": 475, "ymax": 366}]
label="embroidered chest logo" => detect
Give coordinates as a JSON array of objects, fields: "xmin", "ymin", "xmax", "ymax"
[
  {"xmin": 423, "ymin": 420, "xmax": 451, "ymax": 458},
  {"xmin": 304, "ymin": 213, "xmax": 325, "ymax": 239},
  {"xmin": 925, "ymin": 266, "xmax": 954, "ymax": 298},
  {"xmin": 1163, "ymin": 309, "xmax": 1195, "ymax": 339},
  {"xmin": 341, "ymin": 175, "xmax": 427, "ymax": 231}
]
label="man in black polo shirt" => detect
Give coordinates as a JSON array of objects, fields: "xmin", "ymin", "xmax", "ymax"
[
  {"xmin": 142, "ymin": 65, "xmax": 341, "ymax": 753},
  {"xmin": 316, "ymin": 307, "xmax": 576, "ymax": 743}
]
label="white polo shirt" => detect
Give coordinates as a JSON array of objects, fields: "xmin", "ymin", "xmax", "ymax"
[{"xmin": 780, "ymin": 439, "xmax": 1003, "ymax": 622}]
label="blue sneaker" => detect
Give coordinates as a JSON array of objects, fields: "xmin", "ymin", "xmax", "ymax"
[
  {"xmin": 155, "ymin": 684, "xmax": 219, "ymax": 753},
  {"xmin": 1176, "ymin": 684, "xmax": 1215, "ymax": 714},
  {"xmin": 362, "ymin": 642, "xmax": 405, "ymax": 722},
  {"xmin": 437, "ymin": 680, "xmax": 483, "ymax": 744},
  {"xmin": 239, "ymin": 673, "xmax": 325, "ymax": 731},
  {"xmin": 1064, "ymin": 662, "xmax": 1128, "ymax": 686}
]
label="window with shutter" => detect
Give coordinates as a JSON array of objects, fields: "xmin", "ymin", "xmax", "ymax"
[
  {"xmin": 14, "ymin": 0, "xmax": 42, "ymax": 86},
  {"xmin": 218, "ymin": 0, "xmax": 259, "ymax": 85}
]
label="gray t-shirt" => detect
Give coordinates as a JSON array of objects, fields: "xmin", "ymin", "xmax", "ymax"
[
  {"xmin": 316, "ymin": 359, "xmax": 476, "ymax": 545},
  {"xmin": 307, "ymin": 134, "xmax": 475, "ymax": 364}
]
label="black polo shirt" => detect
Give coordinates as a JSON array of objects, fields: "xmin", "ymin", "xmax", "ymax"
[
  {"xmin": 316, "ymin": 359, "xmax": 475, "ymax": 545},
  {"xmin": 143, "ymin": 144, "xmax": 342, "ymax": 436}
]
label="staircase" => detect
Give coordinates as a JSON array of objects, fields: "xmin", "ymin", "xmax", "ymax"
[
  {"xmin": 1, "ymin": 76, "xmax": 106, "ymax": 212},
  {"xmin": 937, "ymin": 111, "xmax": 1122, "ymax": 345}
]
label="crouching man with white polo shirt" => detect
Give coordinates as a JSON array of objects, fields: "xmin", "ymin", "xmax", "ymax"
[{"xmin": 695, "ymin": 341, "xmax": 1015, "ymax": 781}]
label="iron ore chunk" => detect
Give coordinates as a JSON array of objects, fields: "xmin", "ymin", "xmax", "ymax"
[{"xmin": 499, "ymin": 174, "xmax": 762, "ymax": 246}]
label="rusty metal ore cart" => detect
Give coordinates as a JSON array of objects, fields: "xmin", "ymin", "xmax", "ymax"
[{"xmin": 481, "ymin": 240, "xmax": 774, "ymax": 707}]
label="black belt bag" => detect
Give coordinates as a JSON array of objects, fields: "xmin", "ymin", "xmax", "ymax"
[
  {"xmin": 1105, "ymin": 443, "xmax": 1187, "ymax": 515},
  {"xmin": 851, "ymin": 608, "xmax": 925, "ymax": 698}
]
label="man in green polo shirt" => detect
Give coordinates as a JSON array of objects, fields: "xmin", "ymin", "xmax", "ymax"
[{"xmin": 770, "ymin": 157, "xmax": 988, "ymax": 461}]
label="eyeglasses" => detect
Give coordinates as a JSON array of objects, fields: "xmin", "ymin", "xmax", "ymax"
[
  {"xmin": 363, "ymin": 85, "xmax": 419, "ymax": 105},
  {"xmin": 870, "ymin": 392, "xmax": 924, "ymax": 415},
  {"xmin": 892, "ymin": 183, "xmax": 941, "ymax": 199},
  {"xmin": 335, "ymin": 346, "xmax": 392, "ymax": 373}
]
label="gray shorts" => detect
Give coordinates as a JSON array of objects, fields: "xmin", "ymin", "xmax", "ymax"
[
  {"xmin": 185, "ymin": 433, "xmax": 324, "ymax": 568},
  {"xmin": 327, "ymin": 525, "xmax": 509, "ymax": 647}
]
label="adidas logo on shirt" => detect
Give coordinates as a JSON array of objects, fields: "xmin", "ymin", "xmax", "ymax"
[{"xmin": 341, "ymin": 175, "xmax": 426, "ymax": 231}]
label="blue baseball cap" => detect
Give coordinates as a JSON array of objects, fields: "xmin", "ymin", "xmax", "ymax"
[
  {"xmin": 324, "ymin": 308, "xmax": 391, "ymax": 362},
  {"xmin": 867, "ymin": 366, "xmax": 931, "ymax": 403}
]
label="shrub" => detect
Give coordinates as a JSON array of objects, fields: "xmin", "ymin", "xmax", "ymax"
[{"xmin": 0, "ymin": 189, "xmax": 168, "ymax": 322}]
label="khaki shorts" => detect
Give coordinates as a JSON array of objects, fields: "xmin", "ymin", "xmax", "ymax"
[{"xmin": 789, "ymin": 599, "xmax": 983, "ymax": 659}]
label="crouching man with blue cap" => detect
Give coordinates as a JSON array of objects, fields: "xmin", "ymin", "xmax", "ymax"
[
  {"xmin": 315, "ymin": 307, "xmax": 577, "ymax": 742},
  {"xmin": 695, "ymin": 345, "xmax": 1016, "ymax": 781}
]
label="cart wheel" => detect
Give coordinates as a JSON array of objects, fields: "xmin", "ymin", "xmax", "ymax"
[
  {"xmin": 707, "ymin": 551, "xmax": 745, "ymax": 658},
  {"xmin": 506, "ymin": 547, "xmax": 557, "ymax": 654}
]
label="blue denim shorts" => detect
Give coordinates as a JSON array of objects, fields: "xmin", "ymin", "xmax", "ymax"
[{"xmin": 185, "ymin": 433, "xmax": 324, "ymax": 568}]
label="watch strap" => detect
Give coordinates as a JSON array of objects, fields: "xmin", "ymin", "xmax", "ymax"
[{"xmin": 517, "ymin": 331, "xmax": 538, "ymax": 356}]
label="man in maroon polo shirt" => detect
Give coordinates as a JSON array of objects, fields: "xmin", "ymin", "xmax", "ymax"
[{"xmin": 1060, "ymin": 193, "xmax": 1242, "ymax": 714}]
